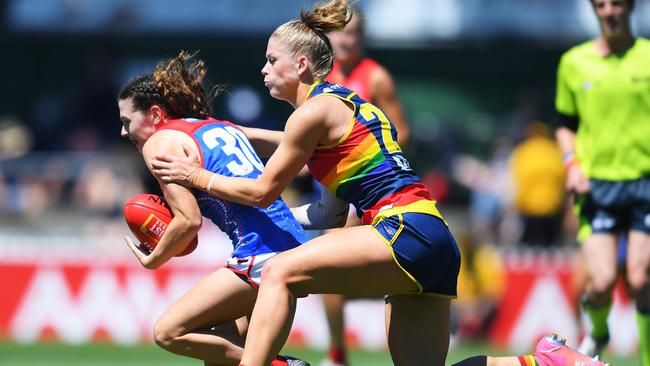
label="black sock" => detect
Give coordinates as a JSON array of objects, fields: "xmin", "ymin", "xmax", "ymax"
[{"xmin": 450, "ymin": 355, "xmax": 488, "ymax": 366}]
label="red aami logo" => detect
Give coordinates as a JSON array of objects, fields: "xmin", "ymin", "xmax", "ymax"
[{"xmin": 139, "ymin": 214, "xmax": 168, "ymax": 242}]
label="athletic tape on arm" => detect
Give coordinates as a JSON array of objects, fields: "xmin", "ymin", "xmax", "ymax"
[{"xmin": 292, "ymin": 184, "xmax": 349, "ymax": 230}]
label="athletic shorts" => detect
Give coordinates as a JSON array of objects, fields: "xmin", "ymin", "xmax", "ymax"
[
  {"xmin": 575, "ymin": 177, "xmax": 650, "ymax": 240},
  {"xmin": 371, "ymin": 212, "xmax": 460, "ymax": 298},
  {"xmin": 225, "ymin": 252, "xmax": 277, "ymax": 288}
]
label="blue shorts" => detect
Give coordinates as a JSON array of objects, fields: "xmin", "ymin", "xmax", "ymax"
[
  {"xmin": 371, "ymin": 212, "xmax": 460, "ymax": 298},
  {"xmin": 578, "ymin": 177, "xmax": 650, "ymax": 235}
]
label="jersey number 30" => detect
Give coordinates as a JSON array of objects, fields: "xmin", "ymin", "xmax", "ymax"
[{"xmin": 202, "ymin": 126, "xmax": 265, "ymax": 176}]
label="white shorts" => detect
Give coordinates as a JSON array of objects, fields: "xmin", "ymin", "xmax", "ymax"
[{"xmin": 225, "ymin": 252, "xmax": 277, "ymax": 288}]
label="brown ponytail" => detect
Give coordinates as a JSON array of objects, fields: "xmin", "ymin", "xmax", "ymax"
[{"xmin": 118, "ymin": 51, "xmax": 224, "ymax": 119}]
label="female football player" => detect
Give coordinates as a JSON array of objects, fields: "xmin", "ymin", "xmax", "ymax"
[{"xmin": 118, "ymin": 51, "xmax": 310, "ymax": 366}]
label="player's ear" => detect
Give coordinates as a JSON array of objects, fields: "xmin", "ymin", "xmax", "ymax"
[
  {"xmin": 149, "ymin": 105, "xmax": 166, "ymax": 125},
  {"xmin": 296, "ymin": 55, "xmax": 309, "ymax": 76}
]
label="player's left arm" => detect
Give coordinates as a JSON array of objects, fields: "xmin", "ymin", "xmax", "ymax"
[
  {"xmin": 152, "ymin": 100, "xmax": 329, "ymax": 208},
  {"xmin": 239, "ymin": 126, "xmax": 284, "ymax": 157},
  {"xmin": 125, "ymin": 131, "xmax": 202, "ymax": 269},
  {"xmin": 208, "ymin": 103, "xmax": 325, "ymax": 207},
  {"xmin": 371, "ymin": 66, "xmax": 410, "ymax": 147}
]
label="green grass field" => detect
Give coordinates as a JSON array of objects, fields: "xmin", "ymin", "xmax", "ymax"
[{"xmin": 0, "ymin": 341, "xmax": 640, "ymax": 366}]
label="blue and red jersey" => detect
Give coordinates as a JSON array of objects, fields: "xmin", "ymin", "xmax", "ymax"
[{"xmin": 158, "ymin": 118, "xmax": 306, "ymax": 258}]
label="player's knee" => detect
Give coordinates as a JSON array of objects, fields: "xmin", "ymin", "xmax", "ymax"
[
  {"xmin": 260, "ymin": 256, "xmax": 291, "ymax": 286},
  {"xmin": 152, "ymin": 320, "xmax": 178, "ymax": 350},
  {"xmin": 261, "ymin": 256, "xmax": 309, "ymax": 297},
  {"xmin": 626, "ymin": 268, "xmax": 649, "ymax": 296},
  {"xmin": 590, "ymin": 270, "xmax": 617, "ymax": 294}
]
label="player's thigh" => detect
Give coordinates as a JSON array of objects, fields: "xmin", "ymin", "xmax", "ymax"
[
  {"xmin": 268, "ymin": 225, "xmax": 418, "ymax": 296},
  {"xmin": 157, "ymin": 267, "xmax": 257, "ymax": 334},
  {"xmin": 385, "ymin": 294, "xmax": 451, "ymax": 365},
  {"xmin": 581, "ymin": 233, "xmax": 618, "ymax": 279},
  {"xmin": 626, "ymin": 230, "xmax": 650, "ymax": 287}
]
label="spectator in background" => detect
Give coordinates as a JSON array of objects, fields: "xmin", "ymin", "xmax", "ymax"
[
  {"xmin": 0, "ymin": 116, "xmax": 53, "ymax": 218},
  {"xmin": 555, "ymin": 0, "xmax": 650, "ymax": 363},
  {"xmin": 452, "ymin": 137, "xmax": 517, "ymax": 245},
  {"xmin": 72, "ymin": 157, "xmax": 144, "ymax": 217},
  {"xmin": 326, "ymin": 8, "xmax": 410, "ymax": 146},
  {"xmin": 510, "ymin": 121, "xmax": 565, "ymax": 246},
  {"xmin": 0, "ymin": 117, "xmax": 33, "ymax": 160},
  {"xmin": 320, "ymin": 7, "xmax": 412, "ymax": 366}
]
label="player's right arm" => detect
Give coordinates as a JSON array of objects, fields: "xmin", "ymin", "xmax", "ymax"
[
  {"xmin": 125, "ymin": 131, "xmax": 203, "ymax": 269},
  {"xmin": 555, "ymin": 53, "xmax": 590, "ymax": 194},
  {"xmin": 556, "ymin": 127, "xmax": 589, "ymax": 194}
]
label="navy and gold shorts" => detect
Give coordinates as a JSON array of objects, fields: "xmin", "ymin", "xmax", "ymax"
[{"xmin": 372, "ymin": 212, "xmax": 460, "ymax": 298}]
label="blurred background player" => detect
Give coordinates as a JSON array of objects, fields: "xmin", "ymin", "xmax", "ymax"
[
  {"xmin": 118, "ymin": 51, "xmax": 309, "ymax": 366},
  {"xmin": 320, "ymin": 7, "xmax": 411, "ymax": 366},
  {"xmin": 326, "ymin": 7, "xmax": 410, "ymax": 146},
  {"xmin": 554, "ymin": 0, "xmax": 650, "ymax": 364},
  {"xmin": 509, "ymin": 121, "xmax": 566, "ymax": 247}
]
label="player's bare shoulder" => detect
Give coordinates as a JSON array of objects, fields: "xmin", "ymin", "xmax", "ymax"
[
  {"xmin": 142, "ymin": 130, "xmax": 195, "ymax": 163},
  {"xmin": 295, "ymin": 94, "xmax": 351, "ymax": 146}
]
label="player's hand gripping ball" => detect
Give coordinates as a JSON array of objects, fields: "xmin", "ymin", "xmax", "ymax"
[{"xmin": 123, "ymin": 194, "xmax": 198, "ymax": 256}]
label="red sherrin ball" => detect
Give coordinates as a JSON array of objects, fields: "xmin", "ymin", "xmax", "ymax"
[{"xmin": 123, "ymin": 193, "xmax": 198, "ymax": 257}]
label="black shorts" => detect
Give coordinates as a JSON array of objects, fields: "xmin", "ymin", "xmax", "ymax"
[{"xmin": 578, "ymin": 177, "xmax": 650, "ymax": 235}]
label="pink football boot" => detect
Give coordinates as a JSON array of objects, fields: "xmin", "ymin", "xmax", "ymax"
[{"xmin": 533, "ymin": 334, "xmax": 609, "ymax": 366}]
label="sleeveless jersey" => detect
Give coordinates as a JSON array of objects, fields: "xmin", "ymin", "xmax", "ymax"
[
  {"xmin": 326, "ymin": 58, "xmax": 380, "ymax": 101},
  {"xmin": 305, "ymin": 81, "xmax": 442, "ymax": 225},
  {"xmin": 158, "ymin": 118, "xmax": 307, "ymax": 258}
]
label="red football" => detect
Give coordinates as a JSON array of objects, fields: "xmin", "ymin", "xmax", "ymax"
[{"xmin": 123, "ymin": 193, "xmax": 198, "ymax": 257}]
